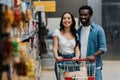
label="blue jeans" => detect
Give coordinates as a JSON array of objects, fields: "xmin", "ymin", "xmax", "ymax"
[
  {"xmin": 95, "ymin": 68, "xmax": 102, "ymax": 80},
  {"xmin": 55, "ymin": 52, "xmax": 77, "ymax": 80}
]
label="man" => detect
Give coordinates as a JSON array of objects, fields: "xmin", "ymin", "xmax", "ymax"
[{"xmin": 77, "ymin": 5, "xmax": 107, "ymax": 80}]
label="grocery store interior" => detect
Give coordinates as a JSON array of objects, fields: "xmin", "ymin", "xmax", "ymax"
[{"xmin": 0, "ymin": 0, "xmax": 120, "ymax": 80}]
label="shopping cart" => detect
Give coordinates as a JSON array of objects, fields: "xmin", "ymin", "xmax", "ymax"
[{"xmin": 56, "ymin": 58, "xmax": 96, "ymax": 80}]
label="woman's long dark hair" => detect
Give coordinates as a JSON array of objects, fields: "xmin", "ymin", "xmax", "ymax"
[{"xmin": 59, "ymin": 11, "xmax": 80, "ymax": 49}]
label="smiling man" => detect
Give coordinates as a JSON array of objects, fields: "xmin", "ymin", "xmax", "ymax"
[{"xmin": 77, "ymin": 5, "xmax": 107, "ymax": 80}]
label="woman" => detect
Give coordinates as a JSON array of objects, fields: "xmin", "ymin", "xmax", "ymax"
[{"xmin": 52, "ymin": 12, "xmax": 80, "ymax": 80}]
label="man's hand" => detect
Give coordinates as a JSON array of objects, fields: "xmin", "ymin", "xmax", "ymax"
[{"xmin": 86, "ymin": 55, "xmax": 96, "ymax": 61}]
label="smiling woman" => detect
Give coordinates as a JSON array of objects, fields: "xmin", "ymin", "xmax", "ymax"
[{"xmin": 52, "ymin": 11, "xmax": 80, "ymax": 80}]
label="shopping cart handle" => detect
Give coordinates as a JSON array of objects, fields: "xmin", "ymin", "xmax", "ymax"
[
  {"xmin": 62, "ymin": 58, "xmax": 96, "ymax": 62},
  {"xmin": 62, "ymin": 58, "xmax": 91, "ymax": 61}
]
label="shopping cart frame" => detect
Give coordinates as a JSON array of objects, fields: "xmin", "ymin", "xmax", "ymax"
[{"xmin": 56, "ymin": 58, "xmax": 96, "ymax": 80}]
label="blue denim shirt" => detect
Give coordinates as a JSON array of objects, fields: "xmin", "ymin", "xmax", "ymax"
[{"xmin": 77, "ymin": 22, "xmax": 107, "ymax": 68}]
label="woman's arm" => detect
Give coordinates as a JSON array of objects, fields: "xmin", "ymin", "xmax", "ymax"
[
  {"xmin": 52, "ymin": 36, "xmax": 63, "ymax": 61},
  {"xmin": 72, "ymin": 45, "xmax": 80, "ymax": 60}
]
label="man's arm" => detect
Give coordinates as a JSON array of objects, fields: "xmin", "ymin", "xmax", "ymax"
[{"xmin": 87, "ymin": 26, "xmax": 107, "ymax": 60}]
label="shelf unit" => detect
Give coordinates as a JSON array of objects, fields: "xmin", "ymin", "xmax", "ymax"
[{"xmin": 0, "ymin": 0, "xmax": 45, "ymax": 80}]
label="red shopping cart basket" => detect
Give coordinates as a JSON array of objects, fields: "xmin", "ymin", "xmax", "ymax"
[{"xmin": 57, "ymin": 58, "xmax": 96, "ymax": 80}]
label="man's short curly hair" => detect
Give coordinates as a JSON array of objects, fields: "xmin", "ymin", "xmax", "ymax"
[{"xmin": 79, "ymin": 5, "xmax": 93, "ymax": 16}]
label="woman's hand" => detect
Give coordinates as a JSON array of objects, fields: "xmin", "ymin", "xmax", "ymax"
[
  {"xmin": 55, "ymin": 56, "xmax": 63, "ymax": 61},
  {"xmin": 72, "ymin": 56, "xmax": 79, "ymax": 60}
]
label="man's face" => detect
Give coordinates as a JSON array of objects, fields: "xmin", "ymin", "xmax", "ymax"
[{"xmin": 79, "ymin": 9, "xmax": 91, "ymax": 26}]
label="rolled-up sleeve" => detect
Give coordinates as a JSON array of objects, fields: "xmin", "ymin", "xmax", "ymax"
[{"xmin": 98, "ymin": 27, "xmax": 107, "ymax": 53}]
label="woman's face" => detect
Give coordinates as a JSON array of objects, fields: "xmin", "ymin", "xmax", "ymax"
[{"xmin": 62, "ymin": 13, "xmax": 72, "ymax": 28}]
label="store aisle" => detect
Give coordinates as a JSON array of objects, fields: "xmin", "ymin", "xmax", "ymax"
[
  {"xmin": 102, "ymin": 60, "xmax": 120, "ymax": 80},
  {"xmin": 41, "ymin": 71, "xmax": 56, "ymax": 80},
  {"xmin": 41, "ymin": 52, "xmax": 56, "ymax": 80}
]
